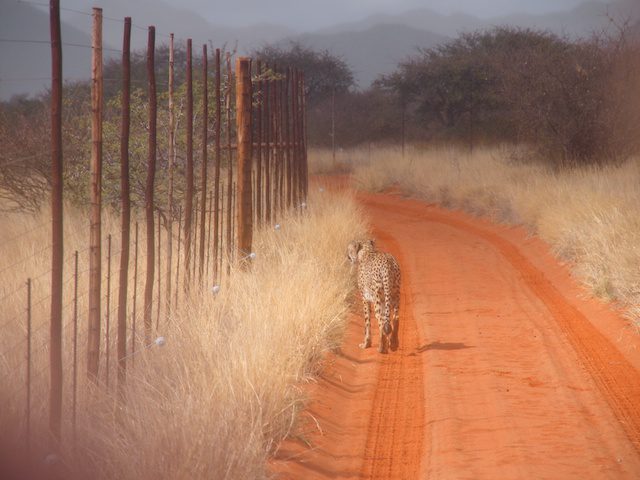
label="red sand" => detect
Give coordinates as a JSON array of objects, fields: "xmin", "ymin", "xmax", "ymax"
[{"xmin": 270, "ymin": 185, "xmax": 640, "ymax": 479}]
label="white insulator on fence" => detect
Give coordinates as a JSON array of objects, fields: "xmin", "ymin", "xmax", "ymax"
[
  {"xmin": 155, "ymin": 336, "xmax": 166, "ymax": 347},
  {"xmin": 211, "ymin": 284, "xmax": 221, "ymax": 294},
  {"xmin": 239, "ymin": 251, "xmax": 256, "ymax": 261},
  {"xmin": 300, "ymin": 202, "xmax": 307, "ymax": 209},
  {"xmin": 274, "ymin": 223, "xmax": 281, "ymax": 230}
]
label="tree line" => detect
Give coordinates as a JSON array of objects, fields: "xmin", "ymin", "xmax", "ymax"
[
  {"xmin": 2, "ymin": 24, "xmax": 640, "ymax": 211},
  {"xmin": 255, "ymin": 25, "xmax": 640, "ymax": 166}
]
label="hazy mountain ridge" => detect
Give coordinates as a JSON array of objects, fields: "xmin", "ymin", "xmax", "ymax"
[
  {"xmin": 0, "ymin": 0, "xmax": 95, "ymax": 99},
  {"xmin": 1, "ymin": 0, "xmax": 638, "ymax": 99},
  {"xmin": 284, "ymin": 0, "xmax": 638, "ymax": 87},
  {"xmin": 287, "ymin": 24, "xmax": 448, "ymax": 87},
  {"xmin": 317, "ymin": 0, "xmax": 637, "ymax": 38}
]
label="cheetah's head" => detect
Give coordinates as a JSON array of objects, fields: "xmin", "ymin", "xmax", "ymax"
[{"xmin": 347, "ymin": 239, "xmax": 376, "ymax": 264}]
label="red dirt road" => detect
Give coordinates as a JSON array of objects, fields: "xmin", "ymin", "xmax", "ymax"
[{"xmin": 271, "ymin": 189, "xmax": 640, "ymax": 479}]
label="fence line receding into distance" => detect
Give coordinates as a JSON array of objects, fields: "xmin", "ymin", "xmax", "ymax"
[{"xmin": 0, "ymin": 0, "xmax": 309, "ymax": 460}]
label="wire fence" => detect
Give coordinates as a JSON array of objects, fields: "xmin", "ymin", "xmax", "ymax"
[{"xmin": 0, "ymin": 0, "xmax": 309, "ymax": 463}]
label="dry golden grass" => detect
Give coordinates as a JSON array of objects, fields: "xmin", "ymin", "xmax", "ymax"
[
  {"xmin": 315, "ymin": 145, "xmax": 640, "ymax": 328},
  {"xmin": 0, "ymin": 189, "xmax": 366, "ymax": 478},
  {"xmin": 307, "ymin": 148, "xmax": 362, "ymax": 175}
]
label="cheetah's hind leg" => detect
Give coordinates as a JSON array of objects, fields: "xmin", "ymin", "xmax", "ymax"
[{"xmin": 390, "ymin": 304, "xmax": 399, "ymax": 351}]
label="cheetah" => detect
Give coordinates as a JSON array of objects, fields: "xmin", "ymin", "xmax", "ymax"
[{"xmin": 347, "ymin": 239, "xmax": 401, "ymax": 353}]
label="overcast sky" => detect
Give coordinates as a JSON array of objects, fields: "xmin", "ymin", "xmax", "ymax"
[{"xmin": 166, "ymin": 0, "xmax": 593, "ymax": 29}]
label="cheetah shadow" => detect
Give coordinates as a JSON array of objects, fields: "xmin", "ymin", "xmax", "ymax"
[{"xmin": 415, "ymin": 341, "xmax": 473, "ymax": 353}]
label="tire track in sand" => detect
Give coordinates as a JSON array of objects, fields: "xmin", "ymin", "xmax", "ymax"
[
  {"xmin": 364, "ymin": 194, "xmax": 640, "ymax": 454},
  {"xmin": 359, "ymin": 228, "xmax": 425, "ymax": 479}
]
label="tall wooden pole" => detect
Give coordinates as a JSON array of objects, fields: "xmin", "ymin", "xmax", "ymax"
[
  {"xmin": 198, "ymin": 44, "xmax": 208, "ymax": 282},
  {"xmin": 192, "ymin": 196, "xmax": 198, "ymax": 285},
  {"xmin": 274, "ymin": 76, "xmax": 282, "ymax": 215},
  {"xmin": 105, "ymin": 234, "xmax": 112, "ymax": 390},
  {"xmin": 285, "ymin": 68, "xmax": 292, "ymax": 209},
  {"xmin": 212, "ymin": 48, "xmax": 221, "ymax": 283},
  {"xmin": 206, "ymin": 190, "xmax": 213, "ymax": 276},
  {"xmin": 131, "ymin": 222, "xmax": 138, "ymax": 358},
  {"xmin": 49, "ymin": 0, "xmax": 64, "ymax": 441},
  {"xmin": 298, "ymin": 71, "xmax": 305, "ymax": 202},
  {"xmin": 255, "ymin": 60, "xmax": 263, "ymax": 224},
  {"xmin": 156, "ymin": 210, "xmax": 161, "ymax": 329},
  {"xmin": 236, "ymin": 57, "xmax": 252, "ymax": 264},
  {"xmin": 26, "ymin": 278, "xmax": 32, "ymax": 456},
  {"xmin": 331, "ymin": 86, "xmax": 336, "ymax": 168},
  {"xmin": 301, "ymin": 73, "xmax": 309, "ymax": 199},
  {"xmin": 218, "ymin": 183, "xmax": 224, "ymax": 278},
  {"xmin": 183, "ymin": 39, "xmax": 194, "ymax": 292},
  {"xmin": 87, "ymin": 6, "xmax": 103, "ymax": 383},
  {"xmin": 278, "ymin": 76, "xmax": 285, "ymax": 213},
  {"xmin": 166, "ymin": 33, "xmax": 175, "ymax": 310},
  {"xmin": 272, "ymin": 73, "xmax": 277, "ymax": 217},
  {"xmin": 117, "ymin": 16, "xmax": 131, "ymax": 392},
  {"xmin": 292, "ymin": 69, "xmax": 300, "ymax": 206},
  {"xmin": 143, "ymin": 25, "xmax": 157, "ymax": 342},
  {"xmin": 401, "ymin": 95, "xmax": 406, "ymax": 158},
  {"xmin": 225, "ymin": 53, "xmax": 233, "ymax": 271},
  {"xmin": 264, "ymin": 65, "xmax": 272, "ymax": 224}
]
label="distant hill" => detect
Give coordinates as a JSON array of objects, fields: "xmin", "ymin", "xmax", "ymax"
[
  {"xmin": 288, "ymin": 24, "xmax": 448, "ymax": 87},
  {"xmin": 1, "ymin": 0, "xmax": 638, "ymax": 99},
  {"xmin": 54, "ymin": 0, "xmax": 296, "ymax": 53},
  {"xmin": 318, "ymin": 0, "xmax": 638, "ymax": 39},
  {"xmin": 0, "ymin": 0, "xmax": 95, "ymax": 99},
  {"xmin": 0, "ymin": 0, "xmax": 295, "ymax": 100},
  {"xmin": 294, "ymin": 0, "xmax": 639, "ymax": 87}
]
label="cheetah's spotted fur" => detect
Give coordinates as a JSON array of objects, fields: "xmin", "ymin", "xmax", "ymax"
[{"xmin": 348, "ymin": 239, "xmax": 401, "ymax": 353}]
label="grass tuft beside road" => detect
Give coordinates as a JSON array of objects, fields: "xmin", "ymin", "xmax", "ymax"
[{"xmin": 0, "ymin": 189, "xmax": 366, "ymax": 479}]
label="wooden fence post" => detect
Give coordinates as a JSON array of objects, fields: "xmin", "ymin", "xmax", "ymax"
[
  {"xmin": 26, "ymin": 278, "xmax": 32, "ymax": 457},
  {"xmin": 219, "ymin": 184, "xmax": 224, "ymax": 278},
  {"xmin": 301, "ymin": 73, "xmax": 309, "ymax": 198},
  {"xmin": 117, "ymin": 16, "xmax": 131, "ymax": 392},
  {"xmin": 213, "ymin": 48, "xmax": 222, "ymax": 284},
  {"xmin": 143, "ymin": 25, "xmax": 157, "ymax": 342},
  {"xmin": 192, "ymin": 196, "xmax": 198, "ymax": 285},
  {"xmin": 72, "ymin": 251, "xmax": 78, "ymax": 446},
  {"xmin": 156, "ymin": 210, "xmax": 161, "ymax": 329},
  {"xmin": 285, "ymin": 68, "xmax": 292, "ymax": 209},
  {"xmin": 166, "ymin": 32, "xmax": 175, "ymax": 312},
  {"xmin": 270, "ymin": 67, "xmax": 277, "ymax": 220},
  {"xmin": 236, "ymin": 57, "xmax": 252, "ymax": 264},
  {"xmin": 199, "ymin": 44, "xmax": 208, "ymax": 283},
  {"xmin": 225, "ymin": 53, "xmax": 233, "ymax": 274},
  {"xmin": 87, "ymin": 6, "xmax": 103, "ymax": 384},
  {"xmin": 292, "ymin": 69, "xmax": 299, "ymax": 207},
  {"xmin": 183, "ymin": 39, "xmax": 194, "ymax": 293},
  {"xmin": 49, "ymin": 0, "xmax": 64, "ymax": 446},
  {"xmin": 131, "ymin": 221, "xmax": 138, "ymax": 361},
  {"xmin": 278, "ymin": 75, "xmax": 285, "ymax": 212},
  {"xmin": 274, "ymin": 75, "xmax": 282, "ymax": 216},
  {"xmin": 175, "ymin": 206, "xmax": 182, "ymax": 309},
  {"xmin": 331, "ymin": 86, "xmax": 336, "ymax": 168},
  {"xmin": 206, "ymin": 190, "xmax": 213, "ymax": 277},
  {"xmin": 264, "ymin": 65, "xmax": 272, "ymax": 224},
  {"xmin": 105, "ymin": 233, "xmax": 111, "ymax": 389},
  {"xmin": 255, "ymin": 60, "xmax": 263, "ymax": 225}
]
